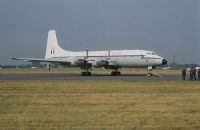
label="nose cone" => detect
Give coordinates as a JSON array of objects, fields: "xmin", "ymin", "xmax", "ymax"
[{"xmin": 162, "ymin": 59, "xmax": 167, "ymax": 65}]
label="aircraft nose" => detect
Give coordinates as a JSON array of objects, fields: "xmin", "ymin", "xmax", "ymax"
[{"xmin": 162, "ymin": 59, "xmax": 167, "ymax": 65}]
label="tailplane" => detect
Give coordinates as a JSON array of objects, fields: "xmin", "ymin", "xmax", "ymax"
[{"xmin": 45, "ymin": 30, "xmax": 71, "ymax": 59}]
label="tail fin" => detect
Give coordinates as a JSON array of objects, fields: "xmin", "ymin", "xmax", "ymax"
[{"xmin": 45, "ymin": 30, "xmax": 71, "ymax": 59}]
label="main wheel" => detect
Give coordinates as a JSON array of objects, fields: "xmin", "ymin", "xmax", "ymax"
[
  {"xmin": 81, "ymin": 72, "xmax": 86, "ymax": 76},
  {"xmin": 111, "ymin": 71, "xmax": 116, "ymax": 76},
  {"xmin": 111, "ymin": 71, "xmax": 121, "ymax": 76},
  {"xmin": 87, "ymin": 72, "xmax": 92, "ymax": 76},
  {"xmin": 117, "ymin": 71, "xmax": 121, "ymax": 76}
]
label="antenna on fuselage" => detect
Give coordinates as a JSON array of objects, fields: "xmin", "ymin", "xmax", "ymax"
[{"xmin": 108, "ymin": 50, "xmax": 110, "ymax": 60}]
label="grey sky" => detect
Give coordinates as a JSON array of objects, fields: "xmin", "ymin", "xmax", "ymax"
[{"xmin": 0, "ymin": 0, "xmax": 200, "ymax": 65}]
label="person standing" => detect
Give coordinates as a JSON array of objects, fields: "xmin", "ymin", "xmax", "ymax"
[
  {"xmin": 182, "ymin": 68, "xmax": 186, "ymax": 80},
  {"xmin": 193, "ymin": 67, "xmax": 197, "ymax": 80},
  {"xmin": 198, "ymin": 68, "xmax": 200, "ymax": 81},
  {"xmin": 189, "ymin": 68, "xmax": 193, "ymax": 80}
]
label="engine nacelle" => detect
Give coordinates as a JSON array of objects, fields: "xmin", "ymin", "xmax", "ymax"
[
  {"xmin": 96, "ymin": 60, "xmax": 109, "ymax": 67},
  {"xmin": 74, "ymin": 59, "xmax": 86, "ymax": 66}
]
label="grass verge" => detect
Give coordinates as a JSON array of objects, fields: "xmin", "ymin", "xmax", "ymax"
[{"xmin": 0, "ymin": 80, "xmax": 200, "ymax": 130}]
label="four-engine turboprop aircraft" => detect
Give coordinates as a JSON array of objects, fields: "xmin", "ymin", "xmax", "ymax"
[{"xmin": 12, "ymin": 30, "xmax": 167, "ymax": 76}]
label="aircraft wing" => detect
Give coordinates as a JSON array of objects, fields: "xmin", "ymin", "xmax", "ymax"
[{"xmin": 12, "ymin": 58, "xmax": 71, "ymax": 64}]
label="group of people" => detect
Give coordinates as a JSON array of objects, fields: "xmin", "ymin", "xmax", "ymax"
[{"xmin": 182, "ymin": 67, "xmax": 200, "ymax": 81}]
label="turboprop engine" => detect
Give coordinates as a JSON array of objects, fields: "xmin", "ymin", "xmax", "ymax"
[{"xmin": 96, "ymin": 60, "xmax": 109, "ymax": 67}]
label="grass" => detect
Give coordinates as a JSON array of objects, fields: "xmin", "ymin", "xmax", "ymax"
[{"xmin": 0, "ymin": 80, "xmax": 200, "ymax": 130}]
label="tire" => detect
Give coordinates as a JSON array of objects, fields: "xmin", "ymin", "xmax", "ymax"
[
  {"xmin": 117, "ymin": 72, "xmax": 121, "ymax": 76},
  {"xmin": 81, "ymin": 72, "xmax": 87, "ymax": 76},
  {"xmin": 111, "ymin": 71, "xmax": 116, "ymax": 76},
  {"xmin": 87, "ymin": 72, "xmax": 91, "ymax": 76},
  {"xmin": 111, "ymin": 71, "xmax": 121, "ymax": 76}
]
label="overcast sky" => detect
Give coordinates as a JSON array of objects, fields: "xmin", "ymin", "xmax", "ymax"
[{"xmin": 0, "ymin": 0, "xmax": 200, "ymax": 65}]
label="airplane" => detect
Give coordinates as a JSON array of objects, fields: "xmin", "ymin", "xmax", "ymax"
[{"xmin": 12, "ymin": 30, "xmax": 167, "ymax": 76}]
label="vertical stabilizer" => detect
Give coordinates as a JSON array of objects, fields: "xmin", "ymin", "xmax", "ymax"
[{"xmin": 45, "ymin": 30, "xmax": 70, "ymax": 59}]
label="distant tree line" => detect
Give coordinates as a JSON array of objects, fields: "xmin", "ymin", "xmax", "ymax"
[
  {"xmin": 0, "ymin": 63, "xmax": 47, "ymax": 69},
  {"xmin": 166, "ymin": 63, "xmax": 199, "ymax": 69}
]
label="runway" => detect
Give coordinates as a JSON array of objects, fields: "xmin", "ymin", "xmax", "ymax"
[{"xmin": 0, "ymin": 73, "xmax": 181, "ymax": 81}]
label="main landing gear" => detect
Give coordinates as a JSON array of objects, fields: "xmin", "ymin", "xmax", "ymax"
[
  {"xmin": 111, "ymin": 71, "xmax": 121, "ymax": 76},
  {"xmin": 81, "ymin": 71, "xmax": 91, "ymax": 76},
  {"xmin": 111, "ymin": 68, "xmax": 121, "ymax": 76},
  {"xmin": 81, "ymin": 63, "xmax": 92, "ymax": 76}
]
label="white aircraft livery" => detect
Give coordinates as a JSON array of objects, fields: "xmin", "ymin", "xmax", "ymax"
[{"xmin": 13, "ymin": 30, "xmax": 167, "ymax": 76}]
